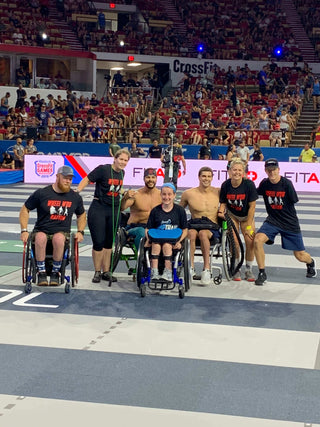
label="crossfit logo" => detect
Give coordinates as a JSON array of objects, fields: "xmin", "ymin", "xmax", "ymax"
[{"xmin": 35, "ymin": 161, "xmax": 56, "ymax": 177}]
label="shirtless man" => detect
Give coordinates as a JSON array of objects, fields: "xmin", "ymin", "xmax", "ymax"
[
  {"xmin": 180, "ymin": 167, "xmax": 220, "ymax": 284},
  {"xmin": 121, "ymin": 168, "xmax": 162, "ymax": 250}
]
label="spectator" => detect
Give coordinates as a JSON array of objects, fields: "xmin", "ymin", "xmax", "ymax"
[
  {"xmin": 13, "ymin": 137, "xmax": 24, "ymax": 169},
  {"xmin": 109, "ymin": 136, "xmax": 121, "ymax": 157},
  {"xmin": 251, "ymin": 143, "xmax": 264, "ymax": 161},
  {"xmin": 148, "ymin": 139, "xmax": 162, "ymax": 158},
  {"xmin": 298, "ymin": 143, "xmax": 315, "ymax": 162},
  {"xmin": 0, "ymin": 92, "xmax": 10, "ymax": 116},
  {"xmin": 1, "ymin": 152, "xmax": 15, "ymax": 169},
  {"xmin": 15, "ymin": 83, "xmax": 27, "ymax": 109},
  {"xmin": 24, "ymin": 138, "xmax": 38, "ymax": 155}
]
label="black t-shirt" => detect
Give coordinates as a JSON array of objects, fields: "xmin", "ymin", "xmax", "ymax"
[
  {"xmin": 257, "ymin": 176, "xmax": 300, "ymax": 232},
  {"xmin": 220, "ymin": 178, "xmax": 258, "ymax": 217},
  {"xmin": 147, "ymin": 204, "xmax": 188, "ymax": 230},
  {"xmin": 252, "ymin": 149, "xmax": 262, "ymax": 161},
  {"xmin": 25, "ymin": 185, "xmax": 85, "ymax": 234},
  {"xmin": 199, "ymin": 145, "xmax": 212, "ymax": 159},
  {"xmin": 163, "ymin": 146, "xmax": 183, "ymax": 166},
  {"xmin": 87, "ymin": 164, "xmax": 124, "ymax": 207},
  {"xmin": 148, "ymin": 145, "xmax": 162, "ymax": 158}
]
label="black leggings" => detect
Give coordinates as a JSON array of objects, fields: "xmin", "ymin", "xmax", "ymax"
[{"xmin": 88, "ymin": 199, "xmax": 120, "ymax": 251}]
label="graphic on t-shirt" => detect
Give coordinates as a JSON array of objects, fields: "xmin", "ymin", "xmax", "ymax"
[
  {"xmin": 227, "ymin": 193, "xmax": 245, "ymax": 211},
  {"xmin": 107, "ymin": 178, "xmax": 123, "ymax": 197},
  {"xmin": 266, "ymin": 190, "xmax": 285, "ymax": 210},
  {"xmin": 158, "ymin": 219, "xmax": 177, "ymax": 230},
  {"xmin": 48, "ymin": 200, "xmax": 72, "ymax": 220}
]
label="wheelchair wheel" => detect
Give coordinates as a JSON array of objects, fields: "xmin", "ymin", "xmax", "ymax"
[
  {"xmin": 136, "ymin": 237, "xmax": 147, "ymax": 289},
  {"xmin": 178, "ymin": 286, "xmax": 185, "ymax": 299},
  {"xmin": 221, "ymin": 216, "xmax": 244, "ymax": 280},
  {"xmin": 183, "ymin": 238, "xmax": 191, "ymax": 292},
  {"xmin": 70, "ymin": 233, "xmax": 79, "ymax": 287},
  {"xmin": 111, "ymin": 227, "xmax": 126, "ymax": 272},
  {"xmin": 221, "ymin": 228, "xmax": 236, "ymax": 281},
  {"xmin": 22, "ymin": 236, "xmax": 36, "ymax": 285}
]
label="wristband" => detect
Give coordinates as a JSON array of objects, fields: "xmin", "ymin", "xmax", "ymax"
[
  {"xmin": 21, "ymin": 229, "xmax": 28, "ymax": 233},
  {"xmin": 77, "ymin": 230, "xmax": 84, "ymax": 235},
  {"xmin": 246, "ymin": 226, "xmax": 252, "ymax": 230}
]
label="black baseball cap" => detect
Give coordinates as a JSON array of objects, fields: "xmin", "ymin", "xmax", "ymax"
[
  {"xmin": 144, "ymin": 168, "xmax": 157, "ymax": 178},
  {"xmin": 57, "ymin": 165, "xmax": 75, "ymax": 176},
  {"xmin": 265, "ymin": 158, "xmax": 279, "ymax": 169}
]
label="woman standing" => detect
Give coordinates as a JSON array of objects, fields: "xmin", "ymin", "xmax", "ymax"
[
  {"xmin": 24, "ymin": 138, "xmax": 38, "ymax": 155},
  {"xmin": 76, "ymin": 149, "xmax": 131, "ymax": 283},
  {"xmin": 219, "ymin": 159, "xmax": 258, "ymax": 282}
]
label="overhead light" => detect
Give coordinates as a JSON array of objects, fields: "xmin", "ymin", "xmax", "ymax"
[
  {"xmin": 127, "ymin": 62, "xmax": 141, "ymax": 67},
  {"xmin": 110, "ymin": 67, "xmax": 124, "ymax": 70}
]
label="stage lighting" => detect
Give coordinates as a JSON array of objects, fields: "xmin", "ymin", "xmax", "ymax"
[
  {"xmin": 273, "ymin": 46, "xmax": 283, "ymax": 58},
  {"xmin": 197, "ymin": 44, "xmax": 204, "ymax": 53}
]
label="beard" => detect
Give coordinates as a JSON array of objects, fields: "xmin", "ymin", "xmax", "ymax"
[
  {"xmin": 145, "ymin": 181, "xmax": 156, "ymax": 189},
  {"xmin": 57, "ymin": 181, "xmax": 71, "ymax": 193}
]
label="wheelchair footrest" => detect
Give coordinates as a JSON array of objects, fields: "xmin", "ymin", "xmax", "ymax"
[{"xmin": 148, "ymin": 281, "xmax": 176, "ymax": 291}]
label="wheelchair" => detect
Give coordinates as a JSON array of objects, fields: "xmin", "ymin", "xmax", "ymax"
[
  {"xmin": 110, "ymin": 226, "xmax": 138, "ymax": 279},
  {"xmin": 184, "ymin": 214, "xmax": 244, "ymax": 285},
  {"xmin": 135, "ymin": 230, "xmax": 191, "ymax": 299},
  {"xmin": 22, "ymin": 232, "xmax": 79, "ymax": 294}
]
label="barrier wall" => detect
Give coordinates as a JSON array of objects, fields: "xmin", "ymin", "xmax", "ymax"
[
  {"xmin": 24, "ymin": 155, "xmax": 320, "ymax": 192},
  {"xmin": 2, "ymin": 140, "xmax": 318, "ymax": 161}
]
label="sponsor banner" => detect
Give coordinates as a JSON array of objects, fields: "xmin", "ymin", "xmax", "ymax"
[
  {"xmin": 24, "ymin": 155, "xmax": 320, "ymax": 192},
  {"xmin": 2, "ymin": 139, "xmax": 318, "ymax": 161}
]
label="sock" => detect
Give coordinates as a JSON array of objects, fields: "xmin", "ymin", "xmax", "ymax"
[
  {"xmin": 52, "ymin": 261, "xmax": 62, "ymax": 273},
  {"xmin": 37, "ymin": 261, "xmax": 45, "ymax": 272},
  {"xmin": 259, "ymin": 268, "xmax": 265, "ymax": 273},
  {"xmin": 246, "ymin": 261, "xmax": 253, "ymax": 271}
]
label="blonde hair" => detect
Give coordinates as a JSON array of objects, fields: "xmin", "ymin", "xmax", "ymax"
[
  {"xmin": 229, "ymin": 158, "xmax": 245, "ymax": 170},
  {"xmin": 114, "ymin": 148, "xmax": 131, "ymax": 159}
]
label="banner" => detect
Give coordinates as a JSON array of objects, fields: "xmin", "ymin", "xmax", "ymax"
[{"xmin": 24, "ymin": 155, "xmax": 320, "ymax": 192}]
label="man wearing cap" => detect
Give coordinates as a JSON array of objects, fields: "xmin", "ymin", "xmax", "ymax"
[
  {"xmin": 180, "ymin": 167, "xmax": 220, "ymax": 284},
  {"xmin": 19, "ymin": 166, "xmax": 86, "ymax": 286},
  {"xmin": 298, "ymin": 143, "xmax": 316, "ymax": 162},
  {"xmin": 121, "ymin": 168, "xmax": 162, "ymax": 250},
  {"xmin": 146, "ymin": 182, "xmax": 188, "ymax": 282},
  {"xmin": 254, "ymin": 158, "xmax": 316, "ymax": 286}
]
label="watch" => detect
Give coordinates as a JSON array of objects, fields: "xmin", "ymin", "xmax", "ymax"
[
  {"xmin": 77, "ymin": 230, "xmax": 84, "ymax": 235},
  {"xmin": 21, "ymin": 229, "xmax": 28, "ymax": 233}
]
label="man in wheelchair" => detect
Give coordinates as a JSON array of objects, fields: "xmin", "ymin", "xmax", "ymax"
[
  {"xmin": 180, "ymin": 167, "xmax": 220, "ymax": 284},
  {"xmin": 121, "ymin": 167, "xmax": 162, "ymax": 250},
  {"xmin": 19, "ymin": 166, "xmax": 86, "ymax": 286},
  {"xmin": 145, "ymin": 182, "xmax": 188, "ymax": 282}
]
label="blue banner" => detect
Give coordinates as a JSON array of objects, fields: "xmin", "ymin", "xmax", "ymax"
[{"xmin": 0, "ymin": 139, "xmax": 315, "ymax": 162}]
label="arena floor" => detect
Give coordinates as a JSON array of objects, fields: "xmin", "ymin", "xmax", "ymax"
[{"xmin": 0, "ymin": 183, "xmax": 319, "ymax": 426}]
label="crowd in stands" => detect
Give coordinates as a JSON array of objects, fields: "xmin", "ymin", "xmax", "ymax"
[
  {"xmin": 0, "ymin": 0, "xmax": 70, "ymax": 50},
  {"xmin": 64, "ymin": 0, "xmax": 315, "ymax": 62},
  {"xmin": 1, "ymin": 61, "xmax": 317, "ymax": 157},
  {"xmin": 1, "ymin": 0, "xmax": 319, "ymax": 63}
]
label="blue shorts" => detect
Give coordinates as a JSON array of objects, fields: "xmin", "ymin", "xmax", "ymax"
[{"xmin": 257, "ymin": 221, "xmax": 305, "ymax": 251}]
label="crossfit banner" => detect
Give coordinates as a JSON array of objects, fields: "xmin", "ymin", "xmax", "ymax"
[{"xmin": 24, "ymin": 155, "xmax": 320, "ymax": 192}]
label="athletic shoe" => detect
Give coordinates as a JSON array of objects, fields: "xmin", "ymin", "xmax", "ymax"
[
  {"xmin": 201, "ymin": 269, "xmax": 211, "ymax": 285},
  {"xmin": 160, "ymin": 268, "xmax": 172, "ymax": 282},
  {"xmin": 102, "ymin": 271, "xmax": 117, "ymax": 282},
  {"xmin": 38, "ymin": 272, "xmax": 48, "ymax": 286},
  {"xmin": 255, "ymin": 271, "xmax": 267, "ymax": 286},
  {"xmin": 151, "ymin": 268, "xmax": 159, "ymax": 282},
  {"xmin": 92, "ymin": 271, "xmax": 101, "ymax": 283},
  {"xmin": 306, "ymin": 259, "xmax": 317, "ymax": 278},
  {"xmin": 245, "ymin": 269, "xmax": 255, "ymax": 282},
  {"xmin": 232, "ymin": 270, "xmax": 241, "ymax": 281},
  {"xmin": 49, "ymin": 272, "xmax": 60, "ymax": 286}
]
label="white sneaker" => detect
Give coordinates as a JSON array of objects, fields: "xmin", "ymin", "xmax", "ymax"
[
  {"xmin": 151, "ymin": 268, "xmax": 159, "ymax": 282},
  {"xmin": 160, "ymin": 268, "xmax": 172, "ymax": 282},
  {"xmin": 201, "ymin": 269, "xmax": 211, "ymax": 285}
]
